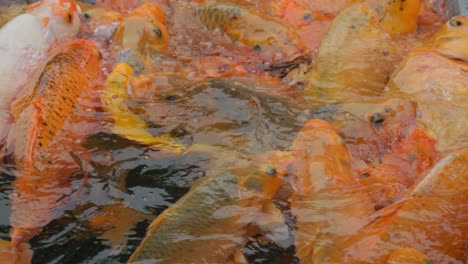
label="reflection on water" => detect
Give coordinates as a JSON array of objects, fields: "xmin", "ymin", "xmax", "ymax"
[{"xmin": 1, "ymin": 80, "xmax": 306, "ymax": 263}]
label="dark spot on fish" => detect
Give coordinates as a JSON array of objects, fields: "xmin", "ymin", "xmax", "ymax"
[
  {"xmin": 83, "ymin": 13, "xmax": 91, "ymax": 20},
  {"xmin": 67, "ymin": 13, "xmax": 73, "ymax": 23},
  {"xmin": 252, "ymin": 43, "xmax": 261, "ymax": 51},
  {"xmin": 359, "ymin": 172, "xmax": 371, "ymax": 179},
  {"xmin": 369, "ymin": 112, "xmax": 385, "ymax": 125},
  {"xmin": 264, "ymin": 166, "xmax": 277, "ymax": 176},
  {"xmin": 166, "ymin": 94, "xmax": 179, "ymax": 101},
  {"xmin": 153, "ymin": 27, "xmax": 162, "ymax": 38},
  {"xmin": 449, "ymin": 19, "xmax": 462, "ymax": 27},
  {"xmin": 42, "ymin": 121, "xmax": 47, "ymax": 126},
  {"xmin": 38, "ymin": 142, "xmax": 43, "ymax": 147},
  {"xmin": 383, "ymin": 51, "xmax": 389, "ymax": 56},
  {"xmin": 303, "ymin": 12, "xmax": 313, "ymax": 20}
]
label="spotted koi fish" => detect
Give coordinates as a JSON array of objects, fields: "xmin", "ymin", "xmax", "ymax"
[
  {"xmin": 0, "ymin": 0, "xmax": 81, "ymax": 143},
  {"xmin": 2, "ymin": 39, "xmax": 103, "ymax": 262}
]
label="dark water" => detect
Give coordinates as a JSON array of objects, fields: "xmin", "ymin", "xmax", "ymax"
[{"xmin": 0, "ymin": 80, "xmax": 309, "ymax": 263}]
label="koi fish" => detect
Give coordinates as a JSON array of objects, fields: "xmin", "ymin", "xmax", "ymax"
[
  {"xmin": 386, "ymin": 17, "xmax": 468, "ymax": 152},
  {"xmin": 0, "ymin": 0, "xmax": 81, "ymax": 143},
  {"xmin": 297, "ymin": 0, "xmax": 421, "ymax": 103},
  {"xmin": 128, "ymin": 151, "xmax": 291, "ymax": 263},
  {"xmin": 101, "ymin": 62, "xmax": 186, "ymax": 153},
  {"xmin": 3, "ymin": 39, "xmax": 103, "ymax": 262},
  {"xmin": 78, "ymin": 1, "xmax": 123, "ymax": 40},
  {"xmin": 311, "ymin": 99, "xmax": 418, "ymax": 173},
  {"xmin": 288, "ymin": 119, "xmax": 374, "ymax": 263},
  {"xmin": 196, "ymin": 3, "xmax": 308, "ymax": 63},
  {"xmin": 112, "ymin": 2, "xmax": 169, "ymax": 57},
  {"xmin": 319, "ymin": 149, "xmax": 468, "ymax": 263}
]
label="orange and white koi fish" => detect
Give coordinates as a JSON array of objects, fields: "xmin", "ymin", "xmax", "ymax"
[
  {"xmin": 0, "ymin": 0, "xmax": 81, "ymax": 143},
  {"xmin": 2, "ymin": 39, "xmax": 102, "ymax": 263}
]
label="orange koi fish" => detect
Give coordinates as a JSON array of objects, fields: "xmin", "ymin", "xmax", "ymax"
[
  {"xmin": 196, "ymin": 3, "xmax": 308, "ymax": 63},
  {"xmin": 0, "ymin": 0, "xmax": 81, "ymax": 144},
  {"xmin": 386, "ymin": 17, "xmax": 468, "ymax": 152},
  {"xmin": 296, "ymin": 0, "xmax": 421, "ymax": 103},
  {"xmin": 112, "ymin": 2, "xmax": 169, "ymax": 57},
  {"xmin": 128, "ymin": 151, "xmax": 291, "ymax": 263},
  {"xmin": 319, "ymin": 149, "xmax": 468, "ymax": 263},
  {"xmin": 78, "ymin": 2, "xmax": 123, "ymax": 40},
  {"xmin": 288, "ymin": 119, "xmax": 374, "ymax": 263},
  {"xmin": 2, "ymin": 39, "xmax": 103, "ymax": 262}
]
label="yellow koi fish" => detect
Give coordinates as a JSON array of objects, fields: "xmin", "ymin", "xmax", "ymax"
[
  {"xmin": 297, "ymin": 0, "xmax": 421, "ymax": 103},
  {"xmin": 101, "ymin": 62, "xmax": 186, "ymax": 153},
  {"xmin": 128, "ymin": 151, "xmax": 290, "ymax": 263},
  {"xmin": 386, "ymin": 17, "xmax": 468, "ymax": 152},
  {"xmin": 196, "ymin": 3, "xmax": 308, "ymax": 63}
]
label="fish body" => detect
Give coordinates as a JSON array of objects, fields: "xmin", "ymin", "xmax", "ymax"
[
  {"xmin": 196, "ymin": 3, "xmax": 308, "ymax": 63},
  {"xmin": 320, "ymin": 149, "xmax": 468, "ymax": 263},
  {"xmin": 386, "ymin": 17, "xmax": 468, "ymax": 152},
  {"xmin": 128, "ymin": 152, "xmax": 287, "ymax": 263},
  {"xmin": 101, "ymin": 62, "xmax": 186, "ymax": 153},
  {"xmin": 298, "ymin": 0, "xmax": 420, "ymax": 103},
  {"xmin": 78, "ymin": 2, "xmax": 123, "ymax": 40},
  {"xmin": 0, "ymin": 0, "xmax": 81, "ymax": 142},
  {"xmin": 288, "ymin": 119, "xmax": 373, "ymax": 263},
  {"xmin": 5, "ymin": 39, "xmax": 102, "ymax": 258}
]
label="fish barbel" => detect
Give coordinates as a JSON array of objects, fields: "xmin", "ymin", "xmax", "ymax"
[
  {"xmin": 386, "ymin": 16, "xmax": 468, "ymax": 152},
  {"xmin": 3, "ymin": 39, "xmax": 102, "ymax": 261},
  {"xmin": 128, "ymin": 151, "xmax": 291, "ymax": 263},
  {"xmin": 0, "ymin": 0, "xmax": 81, "ymax": 143}
]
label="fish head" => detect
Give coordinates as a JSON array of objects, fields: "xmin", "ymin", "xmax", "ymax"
[
  {"xmin": 429, "ymin": 16, "xmax": 468, "ymax": 62},
  {"xmin": 64, "ymin": 39, "xmax": 103, "ymax": 81},
  {"xmin": 290, "ymin": 119, "xmax": 353, "ymax": 194},
  {"xmin": 238, "ymin": 151, "xmax": 293, "ymax": 199},
  {"xmin": 27, "ymin": 0, "xmax": 81, "ymax": 42},
  {"xmin": 79, "ymin": 2, "xmax": 123, "ymax": 39},
  {"xmin": 112, "ymin": 3, "xmax": 169, "ymax": 54}
]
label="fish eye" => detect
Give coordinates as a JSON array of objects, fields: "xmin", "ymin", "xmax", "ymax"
[
  {"xmin": 449, "ymin": 19, "xmax": 462, "ymax": 27},
  {"xmin": 369, "ymin": 112, "xmax": 385, "ymax": 125},
  {"xmin": 303, "ymin": 12, "xmax": 313, "ymax": 20},
  {"xmin": 83, "ymin": 12, "xmax": 91, "ymax": 20},
  {"xmin": 67, "ymin": 13, "xmax": 73, "ymax": 23},
  {"xmin": 264, "ymin": 165, "xmax": 277, "ymax": 176},
  {"xmin": 153, "ymin": 27, "xmax": 162, "ymax": 38},
  {"xmin": 252, "ymin": 43, "xmax": 261, "ymax": 51}
]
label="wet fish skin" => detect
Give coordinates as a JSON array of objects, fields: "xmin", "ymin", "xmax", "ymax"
[
  {"xmin": 196, "ymin": 3, "xmax": 308, "ymax": 63},
  {"xmin": 299, "ymin": 0, "xmax": 421, "ymax": 103},
  {"xmin": 78, "ymin": 1, "xmax": 123, "ymax": 40},
  {"xmin": 5, "ymin": 39, "xmax": 103, "ymax": 256},
  {"xmin": 288, "ymin": 119, "xmax": 374, "ymax": 263},
  {"xmin": 128, "ymin": 152, "xmax": 288, "ymax": 263},
  {"xmin": 320, "ymin": 150, "xmax": 468, "ymax": 263},
  {"xmin": 386, "ymin": 16, "xmax": 468, "ymax": 152},
  {"xmin": 0, "ymin": 0, "xmax": 81, "ymax": 143},
  {"xmin": 112, "ymin": 2, "xmax": 169, "ymax": 56}
]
